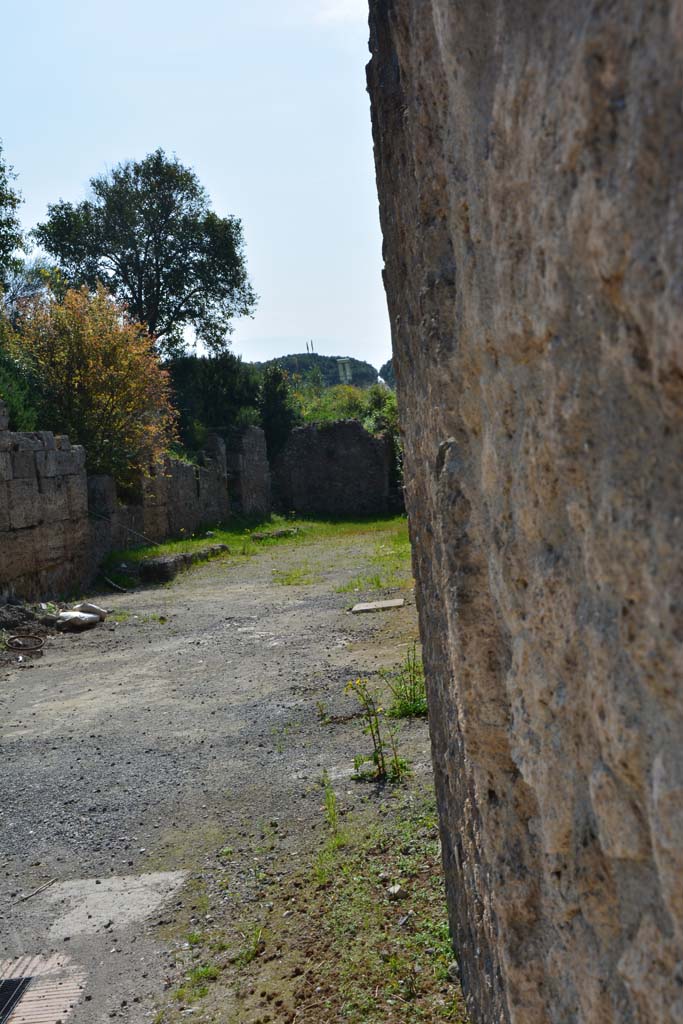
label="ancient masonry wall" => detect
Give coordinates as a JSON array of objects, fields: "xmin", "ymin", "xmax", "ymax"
[
  {"xmin": 272, "ymin": 420, "xmax": 392, "ymax": 517},
  {"xmin": 224, "ymin": 426, "xmax": 272, "ymax": 518},
  {"xmin": 0, "ymin": 402, "xmax": 90, "ymax": 599},
  {"xmin": 368, "ymin": 4, "xmax": 683, "ymax": 1024},
  {"xmin": 0, "ymin": 399, "xmax": 231, "ymax": 598}
]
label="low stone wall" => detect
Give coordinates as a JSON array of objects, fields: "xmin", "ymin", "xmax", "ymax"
[
  {"xmin": 224, "ymin": 426, "xmax": 271, "ymax": 518},
  {"xmin": 0, "ymin": 402, "xmax": 90, "ymax": 599},
  {"xmin": 88, "ymin": 440, "xmax": 230, "ymax": 565},
  {"xmin": 141, "ymin": 436, "xmax": 230, "ymax": 542},
  {"xmin": 272, "ymin": 421, "xmax": 392, "ymax": 517},
  {"xmin": 0, "ymin": 397, "xmax": 231, "ymax": 598}
]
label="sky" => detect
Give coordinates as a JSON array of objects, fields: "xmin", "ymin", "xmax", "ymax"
[{"xmin": 0, "ymin": 0, "xmax": 391, "ymax": 370}]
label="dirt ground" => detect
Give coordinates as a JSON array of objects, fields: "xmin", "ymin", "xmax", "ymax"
[{"xmin": 0, "ymin": 522, "xmax": 448, "ymax": 1023}]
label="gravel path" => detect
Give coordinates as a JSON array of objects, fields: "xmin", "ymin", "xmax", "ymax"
[{"xmin": 0, "ymin": 528, "xmax": 427, "ymax": 1022}]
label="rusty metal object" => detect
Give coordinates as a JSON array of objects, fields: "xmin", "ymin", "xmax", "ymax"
[{"xmin": 6, "ymin": 634, "xmax": 45, "ymax": 653}]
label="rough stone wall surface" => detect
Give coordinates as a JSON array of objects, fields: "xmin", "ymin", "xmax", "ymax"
[
  {"xmin": 368, "ymin": 4, "xmax": 683, "ymax": 1024},
  {"xmin": 272, "ymin": 420, "xmax": 392, "ymax": 517},
  {"xmin": 89, "ymin": 439, "xmax": 230, "ymax": 561},
  {"xmin": 140, "ymin": 437, "xmax": 230, "ymax": 542},
  {"xmin": 1, "ymin": 413, "xmax": 231, "ymax": 599},
  {"xmin": 224, "ymin": 426, "xmax": 272, "ymax": 518},
  {"xmin": 0, "ymin": 401, "xmax": 90, "ymax": 599}
]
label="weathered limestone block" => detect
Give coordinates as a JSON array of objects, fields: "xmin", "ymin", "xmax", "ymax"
[
  {"xmin": 36, "ymin": 475, "xmax": 71, "ymax": 523},
  {"xmin": 0, "ymin": 481, "xmax": 9, "ymax": 532},
  {"xmin": 368, "ymin": 3, "xmax": 683, "ymax": 1023},
  {"xmin": 11, "ymin": 450, "xmax": 37, "ymax": 478},
  {"xmin": 8, "ymin": 477, "xmax": 41, "ymax": 529},
  {"xmin": 54, "ymin": 446, "xmax": 86, "ymax": 476},
  {"xmin": 66, "ymin": 474, "xmax": 88, "ymax": 519}
]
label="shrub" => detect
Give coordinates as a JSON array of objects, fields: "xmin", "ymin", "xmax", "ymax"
[
  {"xmin": 0, "ymin": 315, "xmax": 37, "ymax": 430},
  {"xmin": 13, "ymin": 284, "xmax": 176, "ymax": 493},
  {"xmin": 257, "ymin": 363, "xmax": 301, "ymax": 459}
]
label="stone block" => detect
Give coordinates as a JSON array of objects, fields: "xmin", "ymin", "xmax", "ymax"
[
  {"xmin": 35, "ymin": 450, "xmax": 60, "ymax": 477},
  {"xmin": 11, "ymin": 451, "xmax": 37, "ymax": 478},
  {"xmin": 88, "ymin": 474, "xmax": 117, "ymax": 516},
  {"xmin": 55, "ymin": 447, "xmax": 86, "ymax": 475},
  {"xmin": 0, "ymin": 482, "xmax": 9, "ymax": 531},
  {"xmin": 12, "ymin": 432, "xmax": 46, "ymax": 452},
  {"xmin": 55, "ymin": 435, "xmax": 71, "ymax": 451},
  {"xmin": 37, "ymin": 476, "xmax": 70, "ymax": 523},
  {"xmin": 8, "ymin": 477, "xmax": 41, "ymax": 529},
  {"xmin": 368, "ymin": 6, "xmax": 683, "ymax": 1022},
  {"xmin": 67, "ymin": 474, "xmax": 88, "ymax": 519},
  {"xmin": 35, "ymin": 431, "xmax": 56, "ymax": 450},
  {"xmin": 0, "ymin": 524, "xmax": 40, "ymax": 581},
  {"xmin": 0, "ymin": 452, "xmax": 11, "ymax": 482}
]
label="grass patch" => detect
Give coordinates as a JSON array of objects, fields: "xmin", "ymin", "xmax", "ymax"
[
  {"xmin": 109, "ymin": 608, "xmax": 131, "ymax": 623},
  {"xmin": 272, "ymin": 564, "xmax": 318, "ymax": 586},
  {"xmin": 336, "ymin": 523, "xmax": 413, "ymax": 593},
  {"xmin": 308, "ymin": 789, "xmax": 468, "ymax": 1023},
  {"xmin": 102, "ymin": 514, "xmax": 409, "ymax": 590}
]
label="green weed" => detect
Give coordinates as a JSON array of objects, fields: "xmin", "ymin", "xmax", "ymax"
[
  {"xmin": 382, "ymin": 642, "xmax": 428, "ymax": 718},
  {"xmin": 235, "ymin": 925, "xmax": 266, "ymax": 966},
  {"xmin": 346, "ymin": 677, "xmax": 410, "ymax": 783},
  {"xmin": 272, "ymin": 564, "xmax": 317, "ymax": 586},
  {"xmin": 310, "ymin": 788, "xmax": 469, "ymax": 1023}
]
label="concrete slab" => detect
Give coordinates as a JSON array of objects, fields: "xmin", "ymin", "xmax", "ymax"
[
  {"xmin": 40, "ymin": 871, "xmax": 187, "ymax": 940},
  {"xmin": 351, "ymin": 599, "xmax": 405, "ymax": 613}
]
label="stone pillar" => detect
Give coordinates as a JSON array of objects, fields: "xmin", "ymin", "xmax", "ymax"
[{"xmin": 368, "ymin": 3, "xmax": 683, "ymax": 1023}]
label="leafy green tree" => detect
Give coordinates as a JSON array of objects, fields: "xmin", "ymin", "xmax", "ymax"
[
  {"xmin": 0, "ymin": 142, "xmax": 24, "ymax": 287},
  {"xmin": 257, "ymin": 364, "xmax": 301, "ymax": 459},
  {"xmin": 253, "ymin": 352, "xmax": 379, "ymax": 388},
  {"xmin": 170, "ymin": 353, "xmax": 261, "ymax": 451},
  {"xmin": 34, "ymin": 149, "xmax": 256, "ymax": 356},
  {"xmin": 1, "ymin": 257, "xmax": 57, "ymax": 325},
  {"xmin": 379, "ymin": 358, "xmax": 395, "ymax": 389},
  {"xmin": 0, "ymin": 315, "xmax": 37, "ymax": 430}
]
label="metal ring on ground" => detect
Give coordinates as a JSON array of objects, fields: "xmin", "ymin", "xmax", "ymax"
[{"xmin": 7, "ymin": 634, "xmax": 45, "ymax": 652}]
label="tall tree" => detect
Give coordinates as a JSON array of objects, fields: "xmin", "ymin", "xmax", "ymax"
[
  {"xmin": 34, "ymin": 149, "xmax": 256, "ymax": 356},
  {"xmin": 0, "ymin": 142, "xmax": 24, "ymax": 287}
]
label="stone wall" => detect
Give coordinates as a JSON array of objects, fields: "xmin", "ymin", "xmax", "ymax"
[
  {"xmin": 272, "ymin": 420, "xmax": 392, "ymax": 517},
  {"xmin": 141, "ymin": 436, "xmax": 230, "ymax": 542},
  {"xmin": 88, "ymin": 441, "xmax": 230, "ymax": 569},
  {"xmin": 368, "ymin": 4, "xmax": 683, "ymax": 1024},
  {"xmin": 224, "ymin": 426, "xmax": 271, "ymax": 518},
  {"xmin": 0, "ymin": 401, "xmax": 90, "ymax": 599},
  {"xmin": 1, "ymin": 401, "xmax": 231, "ymax": 598}
]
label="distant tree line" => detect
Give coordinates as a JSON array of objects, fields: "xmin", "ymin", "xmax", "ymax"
[{"xmin": 253, "ymin": 353, "xmax": 379, "ymax": 389}]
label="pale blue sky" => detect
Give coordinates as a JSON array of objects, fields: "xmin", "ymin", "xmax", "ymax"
[{"xmin": 1, "ymin": 0, "xmax": 391, "ymax": 369}]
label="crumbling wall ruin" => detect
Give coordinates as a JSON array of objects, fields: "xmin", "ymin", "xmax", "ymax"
[
  {"xmin": 368, "ymin": 3, "xmax": 683, "ymax": 1023},
  {"xmin": 0, "ymin": 397, "xmax": 231, "ymax": 598},
  {"xmin": 272, "ymin": 420, "xmax": 393, "ymax": 517},
  {"xmin": 0, "ymin": 401, "xmax": 90, "ymax": 599},
  {"xmin": 224, "ymin": 426, "xmax": 272, "ymax": 518}
]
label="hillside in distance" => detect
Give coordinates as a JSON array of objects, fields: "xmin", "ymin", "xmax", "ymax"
[{"xmin": 251, "ymin": 353, "xmax": 379, "ymax": 388}]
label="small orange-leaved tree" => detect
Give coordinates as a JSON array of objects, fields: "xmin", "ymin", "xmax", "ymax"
[{"xmin": 13, "ymin": 283, "xmax": 176, "ymax": 494}]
